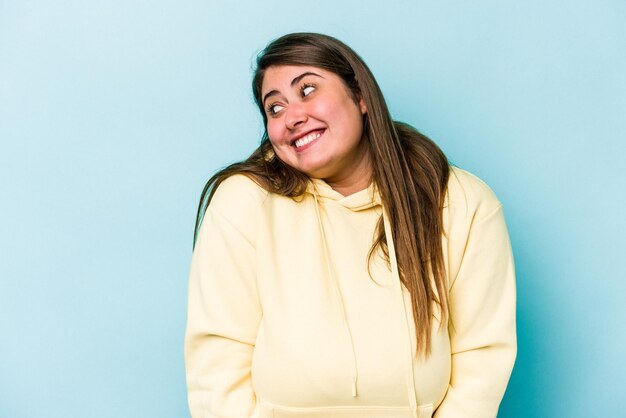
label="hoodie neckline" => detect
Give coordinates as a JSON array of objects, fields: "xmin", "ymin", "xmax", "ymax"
[{"xmin": 306, "ymin": 178, "xmax": 380, "ymax": 211}]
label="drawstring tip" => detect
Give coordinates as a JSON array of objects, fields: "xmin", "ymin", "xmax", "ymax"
[{"xmin": 351, "ymin": 380, "xmax": 358, "ymax": 397}]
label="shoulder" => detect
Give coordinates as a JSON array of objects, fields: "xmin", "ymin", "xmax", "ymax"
[
  {"xmin": 199, "ymin": 174, "xmax": 269, "ymax": 242},
  {"xmin": 445, "ymin": 166, "xmax": 502, "ymax": 222},
  {"xmin": 443, "ymin": 167, "xmax": 511, "ymax": 287},
  {"xmin": 209, "ymin": 174, "xmax": 269, "ymax": 215}
]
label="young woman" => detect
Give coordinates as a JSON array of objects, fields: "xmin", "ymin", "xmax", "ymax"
[{"xmin": 185, "ymin": 33, "xmax": 516, "ymax": 418}]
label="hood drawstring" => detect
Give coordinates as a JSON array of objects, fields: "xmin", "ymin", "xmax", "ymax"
[
  {"xmin": 382, "ymin": 208, "xmax": 419, "ymax": 417},
  {"xmin": 313, "ymin": 189, "xmax": 359, "ymax": 398},
  {"xmin": 311, "ymin": 183, "xmax": 419, "ymax": 414}
]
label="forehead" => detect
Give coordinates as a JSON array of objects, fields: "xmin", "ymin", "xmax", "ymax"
[{"xmin": 261, "ymin": 65, "xmax": 331, "ymax": 93}]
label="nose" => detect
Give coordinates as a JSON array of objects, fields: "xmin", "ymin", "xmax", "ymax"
[{"xmin": 285, "ymin": 102, "xmax": 308, "ymax": 130}]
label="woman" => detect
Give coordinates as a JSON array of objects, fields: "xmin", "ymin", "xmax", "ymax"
[{"xmin": 185, "ymin": 33, "xmax": 516, "ymax": 418}]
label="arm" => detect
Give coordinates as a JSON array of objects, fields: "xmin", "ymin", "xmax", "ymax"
[
  {"xmin": 184, "ymin": 178, "xmax": 263, "ymax": 418},
  {"xmin": 435, "ymin": 204, "xmax": 517, "ymax": 418}
]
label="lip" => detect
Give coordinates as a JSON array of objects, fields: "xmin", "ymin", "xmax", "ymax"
[
  {"xmin": 292, "ymin": 128, "xmax": 325, "ymax": 152},
  {"xmin": 290, "ymin": 128, "xmax": 326, "ymax": 146}
]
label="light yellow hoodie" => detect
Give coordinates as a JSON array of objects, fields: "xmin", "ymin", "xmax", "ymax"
[{"xmin": 184, "ymin": 167, "xmax": 516, "ymax": 418}]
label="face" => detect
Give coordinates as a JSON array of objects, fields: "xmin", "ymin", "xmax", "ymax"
[{"xmin": 261, "ymin": 65, "xmax": 370, "ymax": 184}]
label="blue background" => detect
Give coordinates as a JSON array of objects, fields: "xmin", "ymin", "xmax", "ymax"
[{"xmin": 1, "ymin": 1, "xmax": 624, "ymax": 417}]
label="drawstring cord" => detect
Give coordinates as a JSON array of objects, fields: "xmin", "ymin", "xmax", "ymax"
[
  {"xmin": 313, "ymin": 190, "xmax": 359, "ymax": 398},
  {"xmin": 310, "ymin": 183, "xmax": 418, "ymax": 413},
  {"xmin": 383, "ymin": 208, "xmax": 420, "ymax": 417}
]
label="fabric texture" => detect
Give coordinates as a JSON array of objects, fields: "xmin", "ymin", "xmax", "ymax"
[{"xmin": 184, "ymin": 166, "xmax": 517, "ymax": 418}]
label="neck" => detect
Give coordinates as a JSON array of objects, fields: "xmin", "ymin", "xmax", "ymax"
[
  {"xmin": 327, "ymin": 177, "xmax": 371, "ymax": 197},
  {"xmin": 325, "ymin": 149, "xmax": 373, "ymax": 197}
]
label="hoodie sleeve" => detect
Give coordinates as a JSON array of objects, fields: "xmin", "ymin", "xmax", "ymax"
[
  {"xmin": 184, "ymin": 176, "xmax": 264, "ymax": 418},
  {"xmin": 435, "ymin": 199, "xmax": 517, "ymax": 418}
]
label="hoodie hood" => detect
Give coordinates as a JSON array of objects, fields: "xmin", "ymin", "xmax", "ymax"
[{"xmin": 306, "ymin": 178, "xmax": 381, "ymax": 211}]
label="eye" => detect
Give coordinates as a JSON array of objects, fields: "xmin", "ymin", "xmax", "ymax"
[
  {"xmin": 301, "ymin": 84, "xmax": 316, "ymax": 97},
  {"xmin": 266, "ymin": 103, "xmax": 285, "ymax": 116}
]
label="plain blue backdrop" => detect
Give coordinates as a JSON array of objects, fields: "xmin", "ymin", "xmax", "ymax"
[{"xmin": 1, "ymin": 1, "xmax": 624, "ymax": 417}]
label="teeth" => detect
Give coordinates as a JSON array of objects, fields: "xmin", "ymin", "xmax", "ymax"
[{"xmin": 294, "ymin": 131, "xmax": 322, "ymax": 148}]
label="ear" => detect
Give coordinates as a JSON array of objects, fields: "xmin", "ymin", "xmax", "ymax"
[{"xmin": 359, "ymin": 98, "xmax": 367, "ymax": 115}]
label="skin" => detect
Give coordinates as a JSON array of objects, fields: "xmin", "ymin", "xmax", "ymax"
[{"xmin": 261, "ymin": 65, "xmax": 373, "ymax": 196}]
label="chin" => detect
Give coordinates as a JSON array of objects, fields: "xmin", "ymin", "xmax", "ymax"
[
  {"xmin": 300, "ymin": 158, "xmax": 337, "ymax": 177},
  {"xmin": 296, "ymin": 164, "xmax": 331, "ymax": 179},
  {"xmin": 280, "ymin": 160, "xmax": 327, "ymax": 179}
]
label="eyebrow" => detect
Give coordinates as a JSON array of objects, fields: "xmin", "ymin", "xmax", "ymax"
[{"xmin": 262, "ymin": 71, "xmax": 323, "ymax": 105}]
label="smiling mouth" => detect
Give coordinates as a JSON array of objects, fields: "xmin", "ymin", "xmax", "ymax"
[{"xmin": 294, "ymin": 130, "xmax": 324, "ymax": 148}]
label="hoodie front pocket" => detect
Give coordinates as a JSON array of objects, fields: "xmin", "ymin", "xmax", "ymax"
[
  {"xmin": 417, "ymin": 403, "xmax": 433, "ymax": 418},
  {"xmin": 262, "ymin": 403, "xmax": 434, "ymax": 418}
]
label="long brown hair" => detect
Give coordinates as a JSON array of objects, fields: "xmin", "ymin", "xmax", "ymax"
[{"xmin": 194, "ymin": 33, "xmax": 450, "ymax": 355}]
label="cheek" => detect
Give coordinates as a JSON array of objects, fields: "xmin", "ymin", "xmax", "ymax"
[
  {"xmin": 309, "ymin": 100, "xmax": 335, "ymax": 120},
  {"xmin": 315, "ymin": 96, "xmax": 361, "ymax": 130},
  {"xmin": 266, "ymin": 122, "xmax": 284, "ymax": 147}
]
